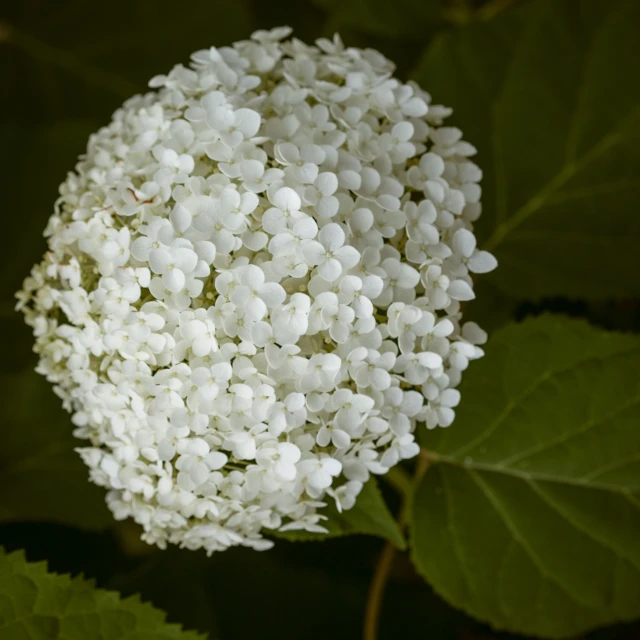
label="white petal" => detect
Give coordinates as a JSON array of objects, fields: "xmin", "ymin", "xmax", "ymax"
[
  {"xmin": 174, "ymin": 248, "xmax": 198, "ymax": 274},
  {"xmin": 239, "ymin": 159, "xmax": 264, "ymax": 182},
  {"xmin": 318, "ymin": 257, "xmax": 342, "ymax": 282},
  {"xmin": 149, "ymin": 248, "xmax": 171, "ymax": 274},
  {"xmin": 468, "ymin": 250, "xmax": 498, "ymax": 274},
  {"xmin": 447, "ymin": 280, "xmax": 475, "ymax": 301},
  {"xmin": 301, "ymin": 241, "xmax": 326, "ymax": 265},
  {"xmin": 294, "ymin": 216, "xmax": 318, "ymax": 240},
  {"xmin": 296, "ymin": 163, "xmax": 318, "ymax": 183},
  {"xmin": 370, "ymin": 368, "xmax": 391, "ymax": 391},
  {"xmin": 234, "ymin": 108, "xmax": 261, "ymax": 137},
  {"xmin": 206, "ymin": 451, "xmax": 228, "ymax": 470},
  {"xmin": 377, "ymin": 194, "xmax": 400, "ymax": 212},
  {"xmin": 332, "ymin": 429, "xmax": 351, "ymax": 449},
  {"xmin": 276, "ymin": 142, "xmax": 300, "ymax": 164},
  {"xmin": 163, "ymin": 269, "xmax": 185, "ymax": 293},
  {"xmin": 245, "ymin": 296, "xmax": 267, "ymax": 320},
  {"xmin": 260, "ymin": 282, "xmax": 286, "ymax": 307},
  {"xmin": 316, "ymin": 427, "xmax": 332, "ymax": 448},
  {"xmin": 315, "ymin": 172, "xmax": 338, "ymax": 196},
  {"xmin": 419, "ymin": 152, "xmax": 445, "ymax": 179},
  {"xmin": 334, "ymin": 245, "xmax": 360, "ymax": 270},
  {"xmin": 318, "ymin": 223, "xmax": 345, "ymax": 251},
  {"xmin": 309, "ymin": 469, "xmax": 331, "ymax": 490},
  {"xmin": 453, "ymin": 228, "xmax": 477, "ymax": 258},
  {"xmin": 238, "ymin": 264, "xmax": 265, "ymax": 288},
  {"xmin": 317, "ymin": 196, "xmax": 340, "ymax": 219},
  {"xmin": 322, "ymin": 457, "xmax": 342, "ymax": 476},
  {"xmin": 274, "ymin": 460, "xmax": 297, "ymax": 481},
  {"xmin": 170, "ymin": 204, "xmax": 192, "ymax": 233},
  {"xmin": 273, "ymin": 186, "xmax": 301, "ymax": 212},
  {"xmin": 338, "ymin": 170, "xmax": 361, "ymax": 190}
]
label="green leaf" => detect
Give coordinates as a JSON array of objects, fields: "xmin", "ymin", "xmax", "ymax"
[
  {"xmin": 275, "ymin": 478, "xmax": 406, "ymax": 549},
  {"xmin": 411, "ymin": 315, "xmax": 640, "ymax": 638},
  {"xmin": 313, "ymin": 0, "xmax": 443, "ymax": 38},
  {"xmin": 0, "ymin": 548, "xmax": 205, "ymax": 639},
  {"xmin": 0, "ymin": 369, "xmax": 112, "ymax": 530},
  {"xmin": 413, "ymin": 0, "xmax": 640, "ymax": 299}
]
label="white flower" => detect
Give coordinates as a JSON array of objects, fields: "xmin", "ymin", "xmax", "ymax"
[
  {"xmin": 449, "ymin": 227, "xmax": 498, "ymax": 275},
  {"xmin": 303, "ymin": 172, "xmax": 340, "ymax": 219},
  {"xmin": 302, "ymin": 223, "xmax": 360, "ymax": 281},
  {"xmin": 17, "ymin": 26, "xmax": 495, "ymax": 555},
  {"xmin": 298, "ymin": 455, "xmax": 342, "ymax": 491},
  {"xmin": 350, "ymin": 348, "xmax": 396, "ymax": 391},
  {"xmin": 268, "ymin": 216, "xmax": 318, "ymax": 257},
  {"xmin": 378, "ymin": 121, "xmax": 416, "ymax": 164},
  {"xmin": 263, "ymin": 186, "xmax": 304, "ymax": 234},
  {"xmin": 275, "ymin": 142, "xmax": 325, "ymax": 183},
  {"xmin": 424, "ymin": 388, "xmax": 461, "ymax": 429},
  {"xmin": 149, "ymin": 242, "xmax": 199, "ymax": 293},
  {"xmin": 229, "ymin": 265, "xmax": 286, "ymax": 320},
  {"xmin": 300, "ymin": 353, "xmax": 342, "ymax": 393},
  {"xmin": 256, "ymin": 441, "xmax": 301, "ymax": 481},
  {"xmin": 382, "ymin": 388, "xmax": 423, "ymax": 436},
  {"xmin": 329, "ymin": 480, "xmax": 363, "ymax": 512}
]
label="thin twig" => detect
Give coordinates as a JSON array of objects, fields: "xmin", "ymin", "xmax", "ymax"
[
  {"xmin": 363, "ymin": 542, "xmax": 398, "ymax": 640},
  {"xmin": 363, "ymin": 453, "xmax": 431, "ymax": 640}
]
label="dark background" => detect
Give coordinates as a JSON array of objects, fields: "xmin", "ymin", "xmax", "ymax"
[{"xmin": 1, "ymin": 1, "xmax": 638, "ymax": 638}]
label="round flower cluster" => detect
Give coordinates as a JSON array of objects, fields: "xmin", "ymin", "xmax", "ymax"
[{"xmin": 17, "ymin": 27, "xmax": 496, "ymax": 553}]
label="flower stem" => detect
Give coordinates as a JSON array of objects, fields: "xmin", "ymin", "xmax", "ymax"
[
  {"xmin": 363, "ymin": 541, "xmax": 398, "ymax": 640},
  {"xmin": 363, "ymin": 453, "xmax": 431, "ymax": 640}
]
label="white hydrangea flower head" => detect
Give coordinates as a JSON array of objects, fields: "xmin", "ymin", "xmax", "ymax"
[{"xmin": 17, "ymin": 27, "xmax": 497, "ymax": 554}]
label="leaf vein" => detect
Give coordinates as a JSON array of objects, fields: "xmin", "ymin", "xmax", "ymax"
[
  {"xmin": 497, "ymin": 394, "xmax": 640, "ymax": 468},
  {"xmin": 484, "ymin": 105, "xmax": 640, "ymax": 253},
  {"xmin": 448, "ymin": 346, "xmax": 640, "ymax": 459},
  {"xmin": 468, "ymin": 470, "xmax": 596, "ymax": 608},
  {"xmin": 527, "ymin": 480, "xmax": 640, "ymax": 572},
  {"xmin": 442, "ymin": 468, "xmax": 475, "ymax": 599}
]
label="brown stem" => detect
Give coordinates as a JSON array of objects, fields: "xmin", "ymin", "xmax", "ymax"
[
  {"xmin": 363, "ymin": 541, "xmax": 397, "ymax": 640},
  {"xmin": 362, "ymin": 453, "xmax": 431, "ymax": 640}
]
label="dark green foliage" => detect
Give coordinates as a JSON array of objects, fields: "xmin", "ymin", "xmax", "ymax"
[
  {"xmin": 413, "ymin": 316, "xmax": 640, "ymax": 637},
  {"xmin": 1, "ymin": 0, "xmax": 639, "ymax": 638},
  {"xmin": 274, "ymin": 478, "xmax": 406, "ymax": 548},
  {"xmin": 0, "ymin": 548, "xmax": 205, "ymax": 638},
  {"xmin": 413, "ymin": 0, "xmax": 640, "ymax": 299}
]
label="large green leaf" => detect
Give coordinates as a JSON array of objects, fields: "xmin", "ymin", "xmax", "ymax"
[
  {"xmin": 411, "ymin": 315, "xmax": 640, "ymax": 638},
  {"xmin": 275, "ymin": 477, "xmax": 406, "ymax": 549},
  {"xmin": 0, "ymin": 370, "xmax": 112, "ymax": 529},
  {"xmin": 413, "ymin": 0, "xmax": 640, "ymax": 299},
  {"xmin": 0, "ymin": 548, "xmax": 204, "ymax": 639}
]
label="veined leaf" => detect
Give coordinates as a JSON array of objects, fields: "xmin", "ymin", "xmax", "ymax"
[
  {"xmin": 413, "ymin": 0, "xmax": 640, "ymax": 298},
  {"xmin": 0, "ymin": 548, "xmax": 205, "ymax": 639},
  {"xmin": 411, "ymin": 315, "xmax": 640, "ymax": 638},
  {"xmin": 275, "ymin": 477, "xmax": 406, "ymax": 549}
]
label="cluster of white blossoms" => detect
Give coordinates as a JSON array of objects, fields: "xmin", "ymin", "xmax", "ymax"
[{"xmin": 17, "ymin": 27, "xmax": 496, "ymax": 553}]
